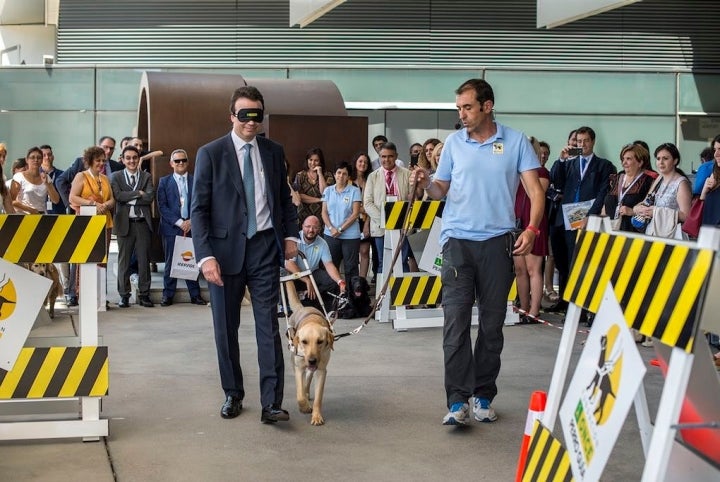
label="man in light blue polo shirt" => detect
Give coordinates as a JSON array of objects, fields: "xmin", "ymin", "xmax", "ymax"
[
  {"xmin": 412, "ymin": 79, "xmax": 545, "ymax": 426},
  {"xmin": 285, "ymin": 216, "xmax": 345, "ymax": 310}
]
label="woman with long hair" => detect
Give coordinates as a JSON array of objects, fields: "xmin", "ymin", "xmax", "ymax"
[
  {"xmin": 294, "ymin": 147, "xmax": 334, "ymax": 228},
  {"xmin": 633, "ymin": 143, "xmax": 691, "ymax": 239},
  {"xmin": 10, "ymin": 146, "xmax": 59, "ymax": 214},
  {"xmin": 0, "ymin": 143, "xmax": 14, "ymax": 213},
  {"xmin": 699, "ymin": 134, "xmax": 720, "ymax": 226},
  {"xmin": 417, "ymin": 138, "xmax": 441, "ymax": 170},
  {"xmin": 352, "ymin": 151, "xmax": 374, "ymax": 279}
]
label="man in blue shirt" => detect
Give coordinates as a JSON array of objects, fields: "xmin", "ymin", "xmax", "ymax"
[
  {"xmin": 412, "ymin": 79, "xmax": 545, "ymax": 426},
  {"xmin": 285, "ymin": 216, "xmax": 346, "ymax": 311}
]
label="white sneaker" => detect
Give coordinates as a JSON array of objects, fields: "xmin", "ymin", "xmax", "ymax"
[
  {"xmin": 442, "ymin": 402, "xmax": 469, "ymax": 425},
  {"xmin": 472, "ymin": 397, "xmax": 498, "ymax": 422}
]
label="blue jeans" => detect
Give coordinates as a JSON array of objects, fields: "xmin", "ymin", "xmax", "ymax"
[{"xmin": 441, "ymin": 235, "xmax": 514, "ymax": 407}]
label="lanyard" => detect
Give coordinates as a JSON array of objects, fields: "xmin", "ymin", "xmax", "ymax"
[
  {"xmin": 615, "ymin": 173, "xmax": 643, "ymax": 217},
  {"xmin": 384, "ymin": 169, "xmax": 395, "ymax": 195}
]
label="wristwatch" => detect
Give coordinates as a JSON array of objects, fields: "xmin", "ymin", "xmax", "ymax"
[{"xmin": 338, "ymin": 226, "xmax": 343, "ymax": 233}]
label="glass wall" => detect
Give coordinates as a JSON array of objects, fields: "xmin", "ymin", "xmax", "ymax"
[{"xmin": 0, "ymin": 66, "xmax": 717, "ymax": 176}]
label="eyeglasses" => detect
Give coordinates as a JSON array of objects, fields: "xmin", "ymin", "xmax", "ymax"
[{"xmin": 173, "ymin": 158, "xmax": 188, "ymax": 164}]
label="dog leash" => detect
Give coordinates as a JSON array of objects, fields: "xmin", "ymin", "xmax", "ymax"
[{"xmin": 333, "ymin": 178, "xmax": 419, "ymax": 341}]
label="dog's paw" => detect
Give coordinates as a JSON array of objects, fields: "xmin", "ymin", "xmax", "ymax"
[
  {"xmin": 311, "ymin": 413, "xmax": 325, "ymax": 425},
  {"xmin": 298, "ymin": 400, "xmax": 312, "ymax": 413}
]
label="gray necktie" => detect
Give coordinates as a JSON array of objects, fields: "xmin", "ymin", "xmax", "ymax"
[
  {"xmin": 180, "ymin": 176, "xmax": 189, "ymax": 219},
  {"xmin": 242, "ymin": 144, "xmax": 257, "ymax": 238}
]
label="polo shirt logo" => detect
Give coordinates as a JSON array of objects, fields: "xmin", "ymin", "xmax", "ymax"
[{"xmin": 493, "ymin": 142, "xmax": 504, "ymax": 155}]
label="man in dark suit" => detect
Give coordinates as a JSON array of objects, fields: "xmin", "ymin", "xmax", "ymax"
[
  {"xmin": 111, "ymin": 145, "xmax": 155, "ymax": 308},
  {"xmin": 157, "ymin": 148, "xmax": 207, "ymax": 306},
  {"xmin": 191, "ymin": 86, "xmax": 298, "ymax": 424},
  {"xmin": 550, "ymin": 126, "xmax": 616, "ymax": 311}
]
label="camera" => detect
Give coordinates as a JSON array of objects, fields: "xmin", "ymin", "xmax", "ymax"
[
  {"xmin": 567, "ymin": 147, "xmax": 583, "ymax": 157},
  {"xmin": 546, "ymin": 187, "xmax": 562, "ymax": 203}
]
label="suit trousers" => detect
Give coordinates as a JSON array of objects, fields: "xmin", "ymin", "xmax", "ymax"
[
  {"xmin": 162, "ymin": 234, "xmax": 201, "ymax": 299},
  {"xmin": 209, "ymin": 229, "xmax": 284, "ymax": 408},
  {"xmin": 117, "ymin": 222, "xmax": 152, "ymax": 297},
  {"xmin": 441, "ymin": 235, "xmax": 514, "ymax": 406}
]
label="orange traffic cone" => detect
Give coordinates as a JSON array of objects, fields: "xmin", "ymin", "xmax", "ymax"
[{"xmin": 515, "ymin": 390, "xmax": 547, "ymax": 482}]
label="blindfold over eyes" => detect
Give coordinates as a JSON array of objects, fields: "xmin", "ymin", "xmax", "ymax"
[{"xmin": 235, "ymin": 108, "xmax": 264, "ymax": 123}]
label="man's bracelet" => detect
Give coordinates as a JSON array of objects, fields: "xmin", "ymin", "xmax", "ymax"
[
  {"xmin": 337, "ymin": 279, "xmax": 346, "ymax": 286},
  {"xmin": 526, "ymin": 224, "xmax": 541, "ymax": 236}
]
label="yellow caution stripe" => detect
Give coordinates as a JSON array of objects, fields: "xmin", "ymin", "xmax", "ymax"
[
  {"xmin": 522, "ymin": 420, "xmax": 574, "ymax": 482},
  {"xmin": 566, "ymin": 230, "xmax": 713, "ymax": 352},
  {"xmin": 384, "ymin": 200, "xmax": 444, "ymax": 230},
  {"xmin": 0, "ymin": 214, "xmax": 107, "ymax": 263},
  {"xmin": 389, "ymin": 275, "xmax": 442, "ymax": 306},
  {"xmin": 0, "ymin": 346, "xmax": 108, "ymax": 399}
]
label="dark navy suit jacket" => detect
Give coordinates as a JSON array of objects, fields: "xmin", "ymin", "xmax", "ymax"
[
  {"xmin": 550, "ymin": 154, "xmax": 616, "ymax": 228},
  {"xmin": 191, "ymin": 133, "xmax": 298, "ymax": 275},
  {"xmin": 158, "ymin": 173, "xmax": 193, "ymax": 237}
]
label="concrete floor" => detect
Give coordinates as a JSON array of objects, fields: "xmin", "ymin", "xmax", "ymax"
[{"xmin": 0, "ymin": 253, "xmax": 667, "ymax": 481}]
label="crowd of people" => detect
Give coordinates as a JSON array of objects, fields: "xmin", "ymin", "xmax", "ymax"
[
  {"xmin": 0, "ymin": 136, "xmax": 206, "ymax": 310},
  {"xmin": 2, "ymin": 80, "xmax": 720, "ymax": 424}
]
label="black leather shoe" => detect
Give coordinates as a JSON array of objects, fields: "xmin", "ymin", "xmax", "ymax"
[
  {"xmin": 138, "ymin": 296, "xmax": 154, "ymax": 308},
  {"xmin": 160, "ymin": 297, "xmax": 173, "ymax": 306},
  {"xmin": 220, "ymin": 395, "xmax": 243, "ymax": 419},
  {"xmin": 190, "ymin": 296, "xmax": 207, "ymax": 305},
  {"xmin": 118, "ymin": 296, "xmax": 130, "ymax": 308},
  {"xmin": 261, "ymin": 405, "xmax": 289, "ymax": 424}
]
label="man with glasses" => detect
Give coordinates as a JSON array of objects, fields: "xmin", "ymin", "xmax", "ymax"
[
  {"xmin": 192, "ymin": 86, "xmax": 298, "ymax": 424},
  {"xmin": 157, "ymin": 149, "xmax": 206, "ymax": 306}
]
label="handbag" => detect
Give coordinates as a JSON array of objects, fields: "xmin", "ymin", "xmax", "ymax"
[
  {"xmin": 681, "ymin": 198, "xmax": 704, "ymax": 238},
  {"xmin": 631, "ymin": 179, "xmax": 663, "ymax": 231},
  {"xmin": 169, "ymin": 235, "xmax": 200, "ymax": 280}
]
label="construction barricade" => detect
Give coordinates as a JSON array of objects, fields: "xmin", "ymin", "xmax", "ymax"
[
  {"xmin": 0, "ymin": 214, "xmax": 109, "ymax": 441},
  {"xmin": 377, "ymin": 200, "xmax": 518, "ymax": 330},
  {"xmin": 521, "ymin": 216, "xmax": 720, "ymax": 481}
]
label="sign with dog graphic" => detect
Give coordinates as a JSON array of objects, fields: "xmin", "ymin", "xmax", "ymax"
[
  {"xmin": 559, "ymin": 283, "xmax": 646, "ymax": 481},
  {"xmin": 0, "ymin": 257, "xmax": 52, "ymax": 371}
]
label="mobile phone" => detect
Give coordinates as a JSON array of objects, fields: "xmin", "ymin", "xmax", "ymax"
[{"xmin": 568, "ymin": 147, "xmax": 583, "ymax": 156}]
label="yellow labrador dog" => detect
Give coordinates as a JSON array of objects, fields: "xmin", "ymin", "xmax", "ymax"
[{"xmin": 284, "ymin": 281, "xmax": 334, "ymax": 425}]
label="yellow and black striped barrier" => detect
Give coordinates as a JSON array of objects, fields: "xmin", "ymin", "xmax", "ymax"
[
  {"xmin": 0, "ymin": 214, "xmax": 107, "ymax": 263},
  {"xmin": 522, "ymin": 420, "xmax": 574, "ymax": 482},
  {"xmin": 565, "ymin": 230, "xmax": 714, "ymax": 352},
  {"xmin": 0, "ymin": 346, "xmax": 108, "ymax": 399},
  {"xmin": 388, "ymin": 275, "xmax": 442, "ymax": 306},
  {"xmin": 384, "ymin": 200, "xmax": 444, "ymax": 230}
]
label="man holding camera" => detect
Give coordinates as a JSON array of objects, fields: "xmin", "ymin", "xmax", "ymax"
[{"xmin": 549, "ymin": 126, "xmax": 615, "ymax": 313}]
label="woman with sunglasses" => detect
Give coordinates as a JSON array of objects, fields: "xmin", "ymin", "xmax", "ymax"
[{"xmin": 10, "ymin": 146, "xmax": 60, "ymax": 214}]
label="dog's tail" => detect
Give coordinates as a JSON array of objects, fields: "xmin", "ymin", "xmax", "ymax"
[{"xmin": 283, "ymin": 281, "xmax": 305, "ymax": 314}]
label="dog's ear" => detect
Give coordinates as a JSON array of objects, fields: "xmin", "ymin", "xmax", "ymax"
[
  {"xmin": 326, "ymin": 328, "xmax": 334, "ymax": 351},
  {"xmin": 292, "ymin": 333, "xmax": 299, "ymax": 348}
]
